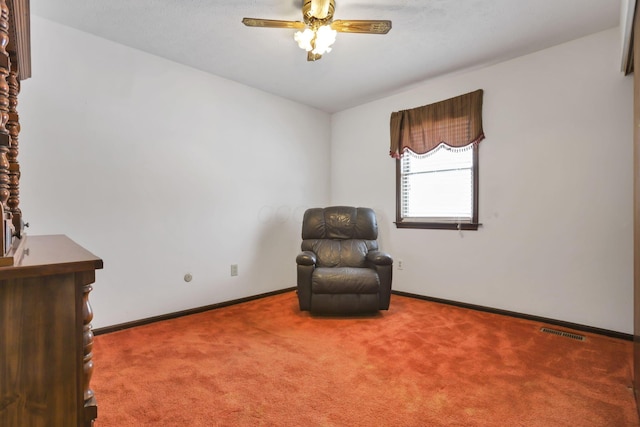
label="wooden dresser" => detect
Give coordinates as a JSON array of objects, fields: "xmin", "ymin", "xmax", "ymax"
[
  {"xmin": 0, "ymin": 3, "xmax": 103, "ymax": 425},
  {"xmin": 0, "ymin": 235, "xmax": 103, "ymax": 427}
]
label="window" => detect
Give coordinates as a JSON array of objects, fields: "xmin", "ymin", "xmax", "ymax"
[
  {"xmin": 397, "ymin": 143, "xmax": 478, "ymax": 229},
  {"xmin": 390, "ymin": 90, "xmax": 484, "ymax": 230}
]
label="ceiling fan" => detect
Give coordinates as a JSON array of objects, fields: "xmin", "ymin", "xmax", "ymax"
[{"xmin": 242, "ymin": 0, "xmax": 392, "ymax": 62}]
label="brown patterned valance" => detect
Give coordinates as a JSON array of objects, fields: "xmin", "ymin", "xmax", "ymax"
[{"xmin": 389, "ymin": 89, "xmax": 485, "ymax": 158}]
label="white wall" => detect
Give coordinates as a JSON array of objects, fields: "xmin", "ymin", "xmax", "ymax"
[
  {"xmin": 18, "ymin": 16, "xmax": 331, "ymax": 328},
  {"xmin": 331, "ymin": 28, "xmax": 633, "ymax": 334}
]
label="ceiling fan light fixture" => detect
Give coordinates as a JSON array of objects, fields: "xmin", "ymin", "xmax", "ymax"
[
  {"xmin": 294, "ymin": 28, "xmax": 315, "ymax": 51},
  {"xmin": 294, "ymin": 25, "xmax": 336, "ymax": 55},
  {"xmin": 313, "ymin": 25, "xmax": 337, "ymax": 55}
]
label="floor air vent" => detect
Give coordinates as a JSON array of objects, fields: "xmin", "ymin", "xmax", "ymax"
[{"xmin": 540, "ymin": 327, "xmax": 586, "ymax": 341}]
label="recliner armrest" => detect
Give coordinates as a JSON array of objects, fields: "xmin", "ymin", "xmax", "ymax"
[
  {"xmin": 296, "ymin": 251, "xmax": 317, "ymax": 266},
  {"xmin": 367, "ymin": 250, "xmax": 393, "ymax": 266}
]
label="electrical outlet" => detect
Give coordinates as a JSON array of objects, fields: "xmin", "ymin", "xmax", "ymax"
[
  {"xmin": 397, "ymin": 260, "xmax": 404, "ymax": 270},
  {"xmin": 230, "ymin": 264, "xmax": 238, "ymax": 276}
]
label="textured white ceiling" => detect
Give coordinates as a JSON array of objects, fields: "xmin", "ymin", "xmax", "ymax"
[{"xmin": 31, "ymin": 0, "xmax": 621, "ymax": 113}]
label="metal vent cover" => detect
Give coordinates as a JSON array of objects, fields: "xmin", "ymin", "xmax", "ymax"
[{"xmin": 540, "ymin": 327, "xmax": 586, "ymax": 341}]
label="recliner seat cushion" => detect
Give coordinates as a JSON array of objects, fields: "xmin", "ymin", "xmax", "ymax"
[{"xmin": 312, "ymin": 267, "xmax": 380, "ymax": 294}]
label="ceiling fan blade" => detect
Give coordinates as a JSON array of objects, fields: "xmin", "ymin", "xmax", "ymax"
[
  {"xmin": 310, "ymin": 0, "xmax": 332, "ymax": 19},
  {"xmin": 242, "ymin": 18, "xmax": 306, "ymax": 30},
  {"xmin": 331, "ymin": 20, "xmax": 392, "ymax": 34}
]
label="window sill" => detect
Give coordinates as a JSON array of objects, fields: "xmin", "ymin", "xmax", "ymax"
[{"xmin": 394, "ymin": 221, "xmax": 481, "ymax": 230}]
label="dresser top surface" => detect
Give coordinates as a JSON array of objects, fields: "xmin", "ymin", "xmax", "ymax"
[{"xmin": 0, "ymin": 234, "xmax": 103, "ymax": 279}]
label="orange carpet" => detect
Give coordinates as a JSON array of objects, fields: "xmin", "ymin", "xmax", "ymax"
[{"xmin": 92, "ymin": 292, "xmax": 637, "ymax": 426}]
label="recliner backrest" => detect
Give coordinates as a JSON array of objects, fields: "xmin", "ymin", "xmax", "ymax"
[{"xmin": 301, "ymin": 206, "xmax": 379, "ymax": 268}]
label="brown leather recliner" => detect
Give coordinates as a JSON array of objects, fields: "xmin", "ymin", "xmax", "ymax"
[{"xmin": 296, "ymin": 206, "xmax": 393, "ymax": 314}]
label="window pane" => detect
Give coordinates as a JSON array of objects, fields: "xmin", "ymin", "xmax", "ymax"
[
  {"xmin": 401, "ymin": 145, "xmax": 474, "ymax": 221},
  {"xmin": 404, "ymin": 168, "xmax": 472, "ymax": 218}
]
